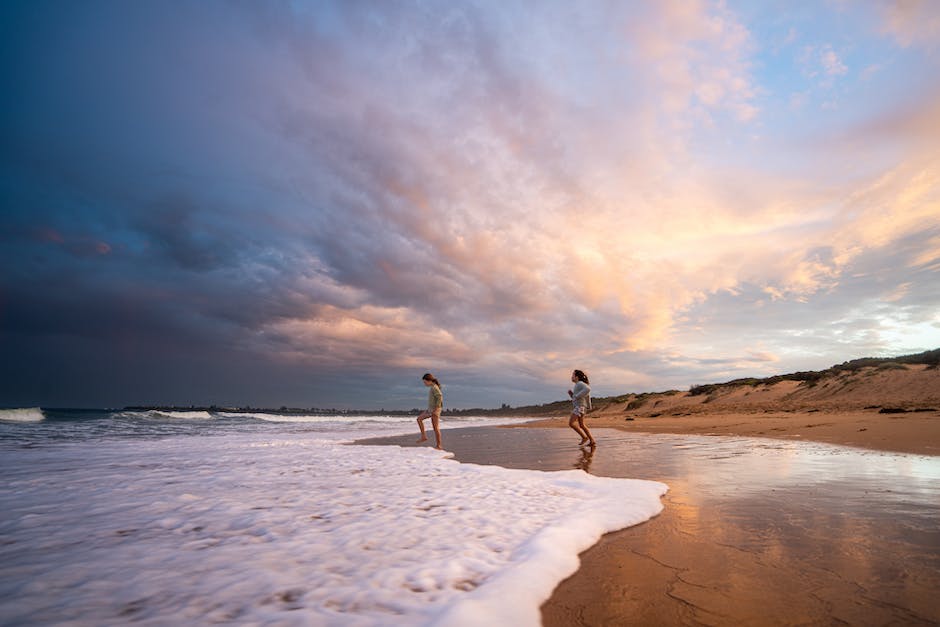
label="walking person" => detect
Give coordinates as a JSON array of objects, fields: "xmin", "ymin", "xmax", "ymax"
[
  {"xmin": 416, "ymin": 373, "xmax": 444, "ymax": 450},
  {"xmin": 568, "ymin": 369, "xmax": 595, "ymax": 447}
]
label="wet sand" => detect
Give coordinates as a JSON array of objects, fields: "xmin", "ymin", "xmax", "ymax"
[
  {"xmin": 523, "ymin": 409, "xmax": 940, "ymax": 456},
  {"xmin": 360, "ymin": 426, "xmax": 940, "ymax": 625}
]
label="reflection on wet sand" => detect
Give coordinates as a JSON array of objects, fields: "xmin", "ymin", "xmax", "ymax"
[
  {"xmin": 574, "ymin": 444, "xmax": 595, "ymax": 472},
  {"xmin": 363, "ymin": 426, "xmax": 940, "ymax": 625}
]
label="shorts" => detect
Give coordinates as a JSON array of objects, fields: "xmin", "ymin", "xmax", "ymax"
[{"xmin": 572, "ymin": 404, "xmax": 586, "ymax": 418}]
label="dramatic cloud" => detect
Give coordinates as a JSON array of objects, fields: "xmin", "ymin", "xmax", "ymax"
[{"xmin": 1, "ymin": 0, "xmax": 938, "ymax": 408}]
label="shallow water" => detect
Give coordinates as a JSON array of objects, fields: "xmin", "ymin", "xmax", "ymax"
[{"xmin": 366, "ymin": 426, "xmax": 940, "ymax": 625}]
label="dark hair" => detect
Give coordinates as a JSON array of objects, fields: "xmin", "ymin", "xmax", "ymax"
[
  {"xmin": 573, "ymin": 369, "xmax": 589, "ymax": 384},
  {"xmin": 422, "ymin": 372, "xmax": 441, "ymax": 387}
]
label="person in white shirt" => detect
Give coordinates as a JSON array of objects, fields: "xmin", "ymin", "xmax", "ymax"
[{"xmin": 567, "ymin": 369, "xmax": 595, "ymax": 446}]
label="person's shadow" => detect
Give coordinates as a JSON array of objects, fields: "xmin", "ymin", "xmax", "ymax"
[{"xmin": 575, "ymin": 444, "xmax": 596, "ymax": 472}]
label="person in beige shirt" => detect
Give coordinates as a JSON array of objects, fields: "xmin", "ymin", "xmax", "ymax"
[{"xmin": 416, "ymin": 372, "xmax": 444, "ymax": 450}]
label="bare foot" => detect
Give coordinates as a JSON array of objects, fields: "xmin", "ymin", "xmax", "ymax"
[
  {"xmin": 434, "ymin": 446, "xmax": 443, "ymax": 451},
  {"xmin": 416, "ymin": 437, "xmax": 428, "ymax": 443},
  {"xmin": 579, "ymin": 438, "xmax": 588, "ymax": 445},
  {"xmin": 588, "ymin": 441, "xmax": 597, "ymax": 447}
]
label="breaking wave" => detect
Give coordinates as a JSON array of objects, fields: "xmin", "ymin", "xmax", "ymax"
[{"xmin": 0, "ymin": 408, "xmax": 46, "ymax": 423}]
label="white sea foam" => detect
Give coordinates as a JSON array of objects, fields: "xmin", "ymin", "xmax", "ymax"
[
  {"xmin": 0, "ymin": 407, "xmax": 45, "ymax": 422},
  {"xmin": 221, "ymin": 411, "xmax": 409, "ymax": 423},
  {"xmin": 0, "ymin": 431, "xmax": 666, "ymax": 626},
  {"xmin": 147, "ymin": 410, "xmax": 214, "ymax": 420},
  {"xmin": 221, "ymin": 411, "xmax": 537, "ymax": 433}
]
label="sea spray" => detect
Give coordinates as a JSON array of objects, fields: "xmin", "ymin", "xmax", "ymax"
[{"xmin": 0, "ymin": 407, "xmax": 44, "ymax": 422}]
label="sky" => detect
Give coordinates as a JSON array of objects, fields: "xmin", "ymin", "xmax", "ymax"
[{"xmin": 2, "ymin": 0, "xmax": 939, "ymax": 410}]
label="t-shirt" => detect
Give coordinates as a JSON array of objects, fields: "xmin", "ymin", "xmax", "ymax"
[{"xmin": 428, "ymin": 385, "xmax": 443, "ymax": 412}]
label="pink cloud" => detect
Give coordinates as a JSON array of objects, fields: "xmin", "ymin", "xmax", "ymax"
[{"xmin": 880, "ymin": 0, "xmax": 940, "ymax": 48}]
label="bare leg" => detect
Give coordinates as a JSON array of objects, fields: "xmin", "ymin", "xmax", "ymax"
[
  {"xmin": 578, "ymin": 416, "xmax": 596, "ymax": 446},
  {"xmin": 431, "ymin": 412, "xmax": 443, "ymax": 450},
  {"xmin": 416, "ymin": 411, "xmax": 429, "ymax": 443},
  {"xmin": 569, "ymin": 414, "xmax": 588, "ymax": 444}
]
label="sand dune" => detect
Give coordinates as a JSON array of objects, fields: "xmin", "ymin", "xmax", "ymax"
[{"xmin": 596, "ymin": 364, "xmax": 940, "ymax": 416}]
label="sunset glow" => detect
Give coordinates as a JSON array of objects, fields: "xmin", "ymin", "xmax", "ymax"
[{"xmin": 2, "ymin": 1, "xmax": 938, "ymax": 408}]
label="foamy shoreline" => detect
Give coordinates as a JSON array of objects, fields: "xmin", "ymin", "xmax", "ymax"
[{"xmin": 0, "ymin": 418, "xmax": 666, "ymax": 626}]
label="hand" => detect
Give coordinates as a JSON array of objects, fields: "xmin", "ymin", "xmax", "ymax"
[{"xmin": 567, "ymin": 389, "xmax": 573, "ymax": 397}]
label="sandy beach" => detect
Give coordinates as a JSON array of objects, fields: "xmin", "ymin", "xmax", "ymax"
[
  {"xmin": 523, "ymin": 408, "xmax": 940, "ymax": 456},
  {"xmin": 519, "ymin": 363, "xmax": 940, "ymax": 456},
  {"xmin": 366, "ymin": 389, "xmax": 940, "ymax": 626},
  {"xmin": 524, "ymin": 366, "xmax": 940, "ymax": 624},
  {"xmin": 8, "ymin": 2, "xmax": 940, "ymax": 623},
  {"xmin": 516, "ymin": 425, "xmax": 939, "ymax": 626}
]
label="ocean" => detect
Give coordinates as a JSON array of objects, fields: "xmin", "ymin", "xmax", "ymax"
[{"xmin": 0, "ymin": 408, "xmax": 667, "ymax": 626}]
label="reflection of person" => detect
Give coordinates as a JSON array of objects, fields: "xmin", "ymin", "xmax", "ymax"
[
  {"xmin": 567, "ymin": 369, "xmax": 595, "ymax": 446},
  {"xmin": 575, "ymin": 444, "xmax": 595, "ymax": 472},
  {"xmin": 416, "ymin": 373, "xmax": 444, "ymax": 450}
]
